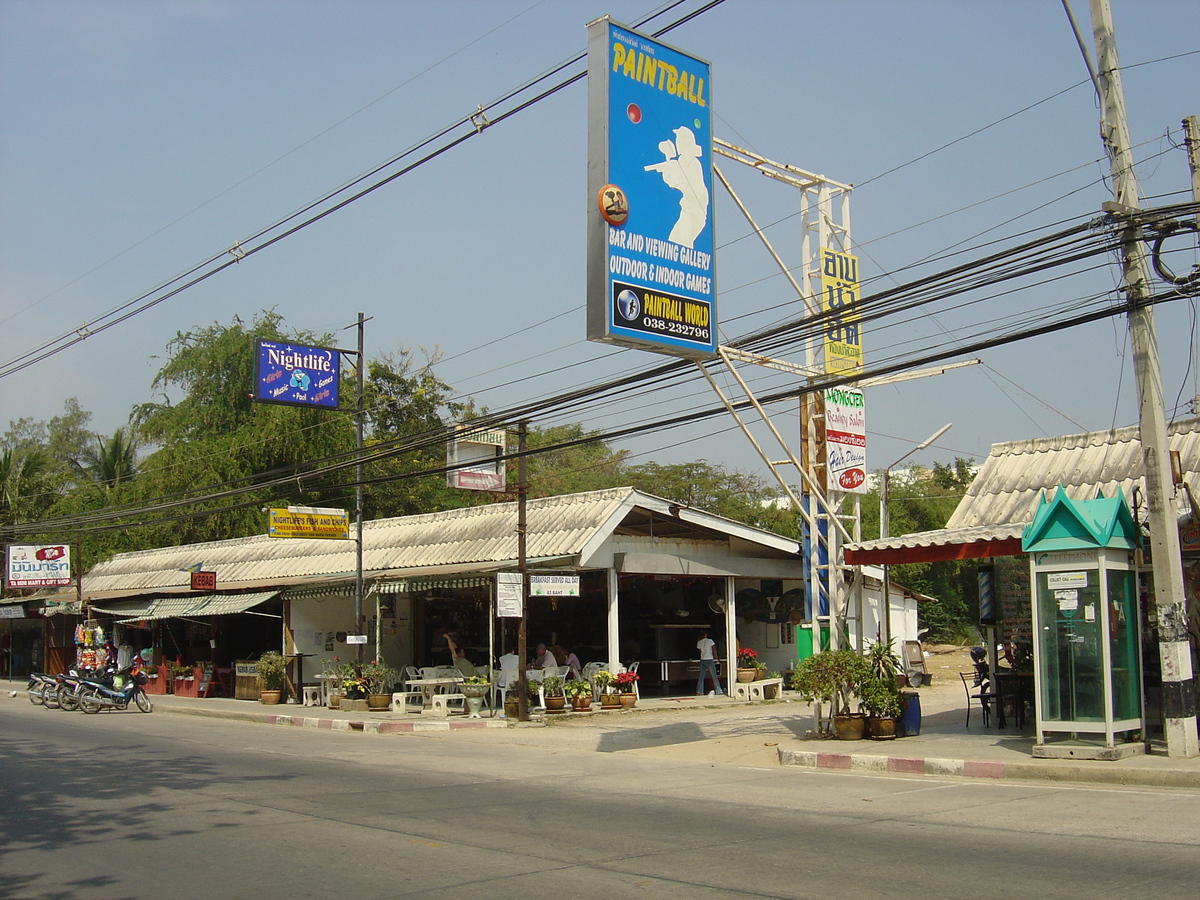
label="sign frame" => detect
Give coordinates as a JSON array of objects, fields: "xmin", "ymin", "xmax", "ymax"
[
  {"xmin": 586, "ymin": 16, "xmax": 716, "ymax": 359},
  {"xmin": 254, "ymin": 339, "xmax": 340, "ymax": 410},
  {"xmin": 5, "ymin": 544, "xmax": 71, "ymax": 589},
  {"xmin": 824, "ymin": 386, "xmax": 867, "ymax": 493}
]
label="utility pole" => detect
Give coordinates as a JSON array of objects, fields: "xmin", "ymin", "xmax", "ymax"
[
  {"xmin": 354, "ymin": 313, "xmax": 365, "ymax": 667},
  {"xmin": 1089, "ymin": 0, "xmax": 1197, "ymax": 757},
  {"xmin": 1184, "ymin": 116, "xmax": 1200, "ymax": 229},
  {"xmin": 516, "ymin": 421, "xmax": 529, "ymax": 722}
]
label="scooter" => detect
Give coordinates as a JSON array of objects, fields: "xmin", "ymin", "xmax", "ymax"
[
  {"xmin": 26, "ymin": 673, "xmax": 57, "ymax": 706},
  {"xmin": 77, "ymin": 661, "xmax": 153, "ymax": 714}
]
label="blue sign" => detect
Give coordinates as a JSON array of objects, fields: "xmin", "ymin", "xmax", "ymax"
[
  {"xmin": 587, "ymin": 18, "xmax": 715, "ymax": 358},
  {"xmin": 254, "ymin": 340, "xmax": 339, "ymax": 409}
]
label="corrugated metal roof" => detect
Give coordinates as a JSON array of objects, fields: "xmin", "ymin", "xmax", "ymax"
[
  {"xmin": 848, "ymin": 523, "xmax": 1028, "ymax": 555},
  {"xmin": 91, "ymin": 591, "xmax": 279, "ymax": 622},
  {"xmin": 946, "ymin": 416, "xmax": 1200, "ymax": 530},
  {"xmin": 847, "ymin": 418, "xmax": 1200, "ymax": 559},
  {"xmin": 83, "ymin": 488, "xmax": 800, "ymax": 600}
]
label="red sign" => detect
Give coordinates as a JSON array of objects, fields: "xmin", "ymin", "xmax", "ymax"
[{"xmin": 190, "ymin": 571, "xmax": 217, "ymax": 591}]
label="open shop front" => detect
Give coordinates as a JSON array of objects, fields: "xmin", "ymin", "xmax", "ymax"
[{"xmin": 90, "ymin": 592, "xmax": 282, "ymax": 697}]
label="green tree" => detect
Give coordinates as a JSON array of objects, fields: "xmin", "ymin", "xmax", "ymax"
[
  {"xmin": 132, "ymin": 311, "xmax": 355, "ymax": 544},
  {"xmin": 359, "ymin": 350, "xmax": 468, "ymax": 518},
  {"xmin": 0, "ymin": 447, "xmax": 51, "ymax": 527},
  {"xmin": 73, "ymin": 426, "xmax": 139, "ymax": 490},
  {"xmin": 523, "ymin": 424, "xmax": 629, "ymax": 498},
  {"xmin": 863, "ymin": 457, "xmax": 978, "ymax": 642},
  {"xmin": 623, "ymin": 459, "xmax": 786, "ymax": 531}
]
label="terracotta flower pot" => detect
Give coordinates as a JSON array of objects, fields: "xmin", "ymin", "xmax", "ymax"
[
  {"xmin": 833, "ymin": 713, "xmax": 866, "ymax": 740},
  {"xmin": 570, "ymin": 695, "xmax": 592, "ymax": 711},
  {"xmin": 737, "ymin": 668, "xmax": 757, "ymax": 683},
  {"xmin": 260, "ymin": 690, "xmax": 282, "ymax": 706},
  {"xmin": 618, "ymin": 693, "xmax": 636, "ymax": 708},
  {"xmin": 867, "ymin": 716, "xmax": 898, "ymax": 740}
]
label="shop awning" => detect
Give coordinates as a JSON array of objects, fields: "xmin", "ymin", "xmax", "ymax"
[
  {"xmin": 843, "ymin": 524, "xmax": 1027, "ymax": 566},
  {"xmin": 91, "ymin": 591, "xmax": 280, "ymax": 623}
]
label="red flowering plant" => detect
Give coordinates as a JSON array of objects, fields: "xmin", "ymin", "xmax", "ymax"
[
  {"xmin": 613, "ymin": 671, "xmax": 640, "ymax": 693},
  {"xmin": 737, "ymin": 648, "xmax": 764, "ymax": 671}
]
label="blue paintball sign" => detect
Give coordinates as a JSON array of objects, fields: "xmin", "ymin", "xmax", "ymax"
[
  {"xmin": 254, "ymin": 340, "xmax": 339, "ymax": 409},
  {"xmin": 586, "ymin": 17, "xmax": 716, "ymax": 358}
]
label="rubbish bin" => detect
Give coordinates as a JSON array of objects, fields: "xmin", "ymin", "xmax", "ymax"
[{"xmin": 899, "ymin": 691, "xmax": 921, "ymax": 737}]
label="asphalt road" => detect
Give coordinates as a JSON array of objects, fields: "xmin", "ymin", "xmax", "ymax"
[{"xmin": 3, "ymin": 699, "xmax": 1198, "ymax": 899}]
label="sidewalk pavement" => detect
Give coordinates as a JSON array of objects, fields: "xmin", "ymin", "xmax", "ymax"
[{"xmin": 8, "ymin": 676, "xmax": 1200, "ymax": 789}]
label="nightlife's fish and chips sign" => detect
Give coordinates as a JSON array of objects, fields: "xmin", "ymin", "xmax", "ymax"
[
  {"xmin": 586, "ymin": 17, "xmax": 716, "ymax": 359},
  {"xmin": 254, "ymin": 340, "xmax": 340, "ymax": 409},
  {"xmin": 267, "ymin": 507, "xmax": 350, "ymax": 540},
  {"xmin": 5, "ymin": 544, "xmax": 71, "ymax": 588}
]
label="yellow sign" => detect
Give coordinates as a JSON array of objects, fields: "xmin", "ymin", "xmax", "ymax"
[
  {"xmin": 267, "ymin": 507, "xmax": 350, "ymax": 540},
  {"xmin": 820, "ymin": 248, "xmax": 862, "ymax": 375}
]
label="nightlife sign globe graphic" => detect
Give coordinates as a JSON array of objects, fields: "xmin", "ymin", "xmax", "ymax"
[{"xmin": 616, "ymin": 289, "xmax": 640, "ymax": 321}]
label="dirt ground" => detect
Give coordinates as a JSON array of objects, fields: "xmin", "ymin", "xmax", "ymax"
[{"xmin": 917, "ymin": 643, "xmax": 980, "ymax": 683}]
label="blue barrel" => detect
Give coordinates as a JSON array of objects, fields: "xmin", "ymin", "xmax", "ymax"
[{"xmin": 899, "ymin": 691, "xmax": 921, "ymax": 737}]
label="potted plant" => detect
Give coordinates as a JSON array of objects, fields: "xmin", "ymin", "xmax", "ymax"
[
  {"xmin": 255, "ymin": 651, "xmax": 285, "ymax": 705},
  {"xmin": 322, "ymin": 657, "xmax": 350, "ymax": 708},
  {"xmin": 460, "ymin": 674, "xmax": 491, "ymax": 717},
  {"xmin": 541, "ymin": 675, "xmax": 566, "ymax": 712},
  {"xmin": 736, "ymin": 648, "xmax": 760, "ymax": 683},
  {"xmin": 788, "ymin": 649, "xmax": 872, "ymax": 739},
  {"xmin": 564, "ymin": 678, "xmax": 593, "ymax": 711},
  {"xmin": 592, "ymin": 669, "xmax": 619, "ymax": 707},
  {"xmin": 866, "ymin": 639, "xmax": 903, "ymax": 688},
  {"xmin": 362, "ymin": 661, "xmax": 398, "ymax": 710},
  {"xmin": 614, "ymin": 670, "xmax": 639, "ymax": 707},
  {"xmin": 859, "ymin": 674, "xmax": 902, "ymax": 739}
]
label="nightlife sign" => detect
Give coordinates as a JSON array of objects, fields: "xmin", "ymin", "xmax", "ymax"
[
  {"xmin": 254, "ymin": 340, "xmax": 340, "ymax": 409},
  {"xmin": 586, "ymin": 17, "xmax": 716, "ymax": 358}
]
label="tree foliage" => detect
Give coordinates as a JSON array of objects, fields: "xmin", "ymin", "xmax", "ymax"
[{"xmin": 860, "ymin": 457, "xmax": 979, "ymax": 642}]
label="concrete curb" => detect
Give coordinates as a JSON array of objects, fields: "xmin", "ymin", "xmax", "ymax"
[
  {"xmin": 156, "ymin": 703, "xmax": 507, "ymax": 733},
  {"xmin": 776, "ymin": 746, "xmax": 1200, "ymax": 789}
]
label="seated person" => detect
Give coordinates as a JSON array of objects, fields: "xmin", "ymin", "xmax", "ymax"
[
  {"xmin": 529, "ymin": 642, "xmax": 558, "ymax": 670},
  {"xmin": 498, "ymin": 646, "xmax": 519, "ymax": 671},
  {"xmin": 554, "ymin": 643, "xmax": 582, "ymax": 678},
  {"xmin": 444, "ymin": 633, "xmax": 477, "ymax": 678}
]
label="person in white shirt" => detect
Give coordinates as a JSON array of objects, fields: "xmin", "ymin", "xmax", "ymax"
[
  {"xmin": 696, "ymin": 630, "xmax": 724, "ymax": 695},
  {"xmin": 530, "ymin": 643, "xmax": 558, "ymax": 670}
]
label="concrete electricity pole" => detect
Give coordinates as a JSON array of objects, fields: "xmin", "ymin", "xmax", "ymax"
[{"xmin": 1088, "ymin": 0, "xmax": 1197, "ymax": 757}]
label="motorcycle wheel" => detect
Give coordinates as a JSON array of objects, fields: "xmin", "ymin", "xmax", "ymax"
[
  {"xmin": 28, "ymin": 682, "xmax": 44, "ymax": 705},
  {"xmin": 58, "ymin": 685, "xmax": 80, "ymax": 711},
  {"xmin": 134, "ymin": 691, "xmax": 153, "ymax": 713},
  {"xmin": 42, "ymin": 684, "xmax": 61, "ymax": 709},
  {"xmin": 78, "ymin": 689, "xmax": 103, "ymax": 714}
]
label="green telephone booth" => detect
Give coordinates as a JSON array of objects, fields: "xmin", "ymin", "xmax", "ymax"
[{"xmin": 1023, "ymin": 488, "xmax": 1144, "ymax": 759}]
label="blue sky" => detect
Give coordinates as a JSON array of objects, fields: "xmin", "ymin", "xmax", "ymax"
[{"xmin": 2, "ymin": 0, "xmax": 1198, "ymax": 485}]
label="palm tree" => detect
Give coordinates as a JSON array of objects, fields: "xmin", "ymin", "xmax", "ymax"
[
  {"xmin": 0, "ymin": 447, "xmax": 49, "ymax": 526},
  {"xmin": 74, "ymin": 428, "xmax": 138, "ymax": 489}
]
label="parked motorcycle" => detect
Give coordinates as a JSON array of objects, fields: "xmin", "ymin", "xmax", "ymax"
[
  {"xmin": 26, "ymin": 673, "xmax": 57, "ymax": 706},
  {"xmin": 77, "ymin": 663, "xmax": 152, "ymax": 714}
]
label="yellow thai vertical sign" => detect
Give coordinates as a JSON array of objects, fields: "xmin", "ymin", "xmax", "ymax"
[{"xmin": 820, "ymin": 248, "xmax": 861, "ymax": 375}]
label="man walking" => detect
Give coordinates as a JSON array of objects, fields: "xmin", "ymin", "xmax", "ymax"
[{"xmin": 696, "ymin": 629, "xmax": 724, "ymax": 696}]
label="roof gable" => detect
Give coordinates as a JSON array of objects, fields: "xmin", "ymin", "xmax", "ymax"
[{"xmin": 1021, "ymin": 486, "xmax": 1139, "ymax": 552}]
